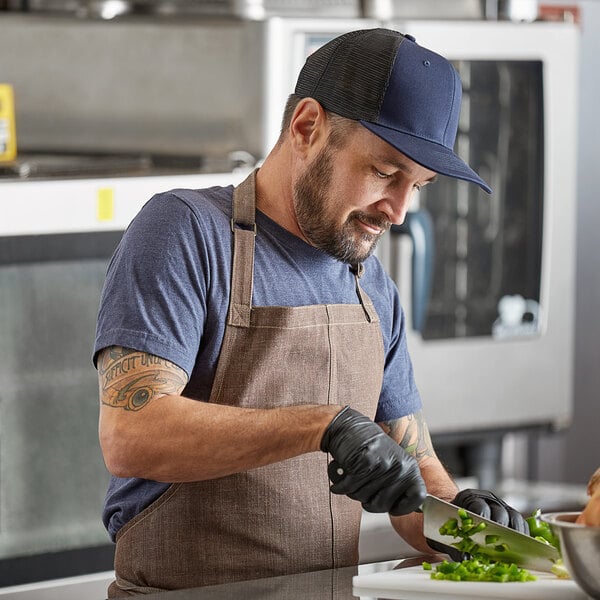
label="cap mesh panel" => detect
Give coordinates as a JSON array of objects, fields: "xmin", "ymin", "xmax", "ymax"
[{"xmin": 295, "ymin": 29, "xmax": 403, "ymax": 122}]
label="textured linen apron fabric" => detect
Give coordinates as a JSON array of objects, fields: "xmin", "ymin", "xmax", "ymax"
[{"xmin": 108, "ymin": 171, "xmax": 385, "ymax": 596}]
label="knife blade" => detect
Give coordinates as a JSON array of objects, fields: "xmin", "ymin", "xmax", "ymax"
[{"xmin": 422, "ymin": 495, "xmax": 560, "ymax": 572}]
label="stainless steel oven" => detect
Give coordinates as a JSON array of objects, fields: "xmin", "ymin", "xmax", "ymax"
[
  {"xmin": 261, "ymin": 18, "xmax": 579, "ymax": 438},
  {"xmin": 258, "ymin": 18, "xmax": 579, "ymax": 494}
]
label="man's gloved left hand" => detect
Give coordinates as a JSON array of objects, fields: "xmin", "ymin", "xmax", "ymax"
[
  {"xmin": 451, "ymin": 489, "xmax": 529, "ymax": 534},
  {"xmin": 426, "ymin": 488, "xmax": 529, "ymax": 561}
]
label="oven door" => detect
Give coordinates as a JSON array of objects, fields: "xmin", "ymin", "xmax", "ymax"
[{"xmin": 375, "ymin": 20, "xmax": 579, "ymax": 436}]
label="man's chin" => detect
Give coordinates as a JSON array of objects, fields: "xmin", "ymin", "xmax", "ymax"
[
  {"xmin": 356, "ymin": 233, "xmax": 382, "ymax": 260},
  {"xmin": 308, "ymin": 227, "xmax": 380, "ymax": 264},
  {"xmin": 338, "ymin": 239, "xmax": 379, "ymax": 264}
]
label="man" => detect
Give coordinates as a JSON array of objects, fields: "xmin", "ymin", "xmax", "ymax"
[{"xmin": 94, "ymin": 29, "xmax": 527, "ymax": 597}]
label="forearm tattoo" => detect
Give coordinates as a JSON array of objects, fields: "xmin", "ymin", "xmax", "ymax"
[
  {"xmin": 379, "ymin": 411, "xmax": 435, "ymax": 461},
  {"xmin": 98, "ymin": 346, "xmax": 188, "ymax": 411}
]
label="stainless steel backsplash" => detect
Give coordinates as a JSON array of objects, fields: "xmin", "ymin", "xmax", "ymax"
[{"xmin": 0, "ymin": 14, "xmax": 265, "ymax": 157}]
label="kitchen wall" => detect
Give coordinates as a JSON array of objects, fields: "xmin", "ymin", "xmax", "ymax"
[{"xmin": 0, "ymin": 15, "xmax": 264, "ymax": 158}]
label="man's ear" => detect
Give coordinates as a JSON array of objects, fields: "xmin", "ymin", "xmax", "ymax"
[{"xmin": 289, "ymin": 98, "xmax": 327, "ymax": 156}]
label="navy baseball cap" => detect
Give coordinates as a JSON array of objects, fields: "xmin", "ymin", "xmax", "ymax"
[{"xmin": 294, "ymin": 28, "xmax": 492, "ymax": 194}]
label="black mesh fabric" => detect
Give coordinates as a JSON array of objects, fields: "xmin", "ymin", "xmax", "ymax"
[{"xmin": 294, "ymin": 29, "xmax": 404, "ymax": 122}]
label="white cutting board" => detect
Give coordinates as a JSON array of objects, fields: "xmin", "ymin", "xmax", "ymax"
[{"xmin": 352, "ymin": 565, "xmax": 587, "ymax": 599}]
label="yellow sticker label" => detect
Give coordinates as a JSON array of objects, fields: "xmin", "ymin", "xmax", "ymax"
[
  {"xmin": 97, "ymin": 188, "xmax": 115, "ymax": 221},
  {"xmin": 0, "ymin": 83, "xmax": 17, "ymax": 162}
]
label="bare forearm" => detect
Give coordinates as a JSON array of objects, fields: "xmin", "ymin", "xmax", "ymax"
[
  {"xmin": 378, "ymin": 412, "xmax": 458, "ymax": 553},
  {"xmin": 97, "ymin": 346, "xmax": 341, "ymax": 482},
  {"xmin": 100, "ymin": 398, "xmax": 340, "ymax": 482},
  {"xmin": 389, "ymin": 456, "xmax": 458, "ymax": 552}
]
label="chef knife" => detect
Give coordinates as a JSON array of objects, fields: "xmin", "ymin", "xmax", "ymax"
[{"xmin": 422, "ymin": 494, "xmax": 560, "ymax": 572}]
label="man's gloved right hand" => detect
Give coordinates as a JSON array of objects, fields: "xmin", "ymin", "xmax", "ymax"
[{"xmin": 320, "ymin": 406, "xmax": 426, "ymax": 516}]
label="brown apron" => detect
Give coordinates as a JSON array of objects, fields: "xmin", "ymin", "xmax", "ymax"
[{"xmin": 108, "ymin": 171, "xmax": 385, "ymax": 596}]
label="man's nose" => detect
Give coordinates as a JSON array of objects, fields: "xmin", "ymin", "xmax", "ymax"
[{"xmin": 377, "ymin": 188, "xmax": 414, "ymax": 225}]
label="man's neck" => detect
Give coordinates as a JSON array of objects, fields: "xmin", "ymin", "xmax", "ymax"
[{"xmin": 255, "ymin": 156, "xmax": 307, "ymax": 242}]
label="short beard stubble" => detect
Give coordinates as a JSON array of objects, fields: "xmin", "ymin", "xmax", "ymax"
[{"xmin": 293, "ymin": 145, "xmax": 390, "ymax": 264}]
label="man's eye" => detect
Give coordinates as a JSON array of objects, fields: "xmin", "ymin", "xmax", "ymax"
[{"xmin": 375, "ymin": 169, "xmax": 392, "ymax": 179}]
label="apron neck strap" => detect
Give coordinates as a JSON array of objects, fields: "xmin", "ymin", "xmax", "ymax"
[
  {"xmin": 228, "ymin": 170, "xmax": 378, "ymax": 326},
  {"xmin": 228, "ymin": 170, "xmax": 257, "ymax": 328}
]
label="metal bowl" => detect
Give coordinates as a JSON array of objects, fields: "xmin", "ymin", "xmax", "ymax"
[{"xmin": 541, "ymin": 512, "xmax": 600, "ymax": 599}]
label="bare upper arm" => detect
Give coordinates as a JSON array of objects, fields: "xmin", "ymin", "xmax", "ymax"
[
  {"xmin": 377, "ymin": 411, "xmax": 436, "ymax": 462},
  {"xmin": 97, "ymin": 346, "xmax": 189, "ymax": 412}
]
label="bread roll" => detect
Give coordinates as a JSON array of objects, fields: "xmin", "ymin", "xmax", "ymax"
[
  {"xmin": 576, "ymin": 467, "xmax": 600, "ymax": 526},
  {"xmin": 586, "ymin": 467, "xmax": 600, "ymax": 497}
]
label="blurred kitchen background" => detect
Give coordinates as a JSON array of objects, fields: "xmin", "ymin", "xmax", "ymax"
[{"xmin": 0, "ymin": 0, "xmax": 598, "ymax": 596}]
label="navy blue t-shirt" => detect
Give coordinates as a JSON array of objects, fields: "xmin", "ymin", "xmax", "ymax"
[{"xmin": 94, "ymin": 184, "xmax": 422, "ymax": 540}]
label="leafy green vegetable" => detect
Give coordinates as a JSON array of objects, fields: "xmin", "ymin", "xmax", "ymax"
[
  {"xmin": 526, "ymin": 509, "xmax": 560, "ymax": 550},
  {"xmin": 525, "ymin": 512, "xmax": 568, "ymax": 579},
  {"xmin": 423, "ymin": 508, "xmax": 537, "ymax": 582},
  {"xmin": 428, "ymin": 557, "xmax": 537, "ymax": 582},
  {"xmin": 550, "ymin": 558, "xmax": 569, "ymax": 578},
  {"xmin": 424, "ymin": 507, "xmax": 567, "ymax": 582}
]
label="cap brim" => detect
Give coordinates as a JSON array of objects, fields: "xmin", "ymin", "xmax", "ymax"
[{"xmin": 360, "ymin": 121, "xmax": 492, "ymax": 194}]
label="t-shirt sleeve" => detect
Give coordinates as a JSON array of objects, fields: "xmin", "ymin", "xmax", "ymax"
[
  {"xmin": 93, "ymin": 192, "xmax": 208, "ymax": 377},
  {"xmin": 372, "ymin": 271, "xmax": 423, "ymax": 423}
]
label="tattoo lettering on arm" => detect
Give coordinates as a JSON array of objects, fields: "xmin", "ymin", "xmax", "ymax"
[
  {"xmin": 379, "ymin": 411, "xmax": 436, "ymax": 461},
  {"xmin": 98, "ymin": 346, "xmax": 188, "ymax": 412}
]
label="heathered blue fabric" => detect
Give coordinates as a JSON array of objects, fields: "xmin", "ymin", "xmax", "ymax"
[{"xmin": 94, "ymin": 184, "xmax": 422, "ymax": 540}]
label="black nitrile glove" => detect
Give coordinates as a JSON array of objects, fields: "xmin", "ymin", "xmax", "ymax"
[
  {"xmin": 451, "ymin": 488, "xmax": 529, "ymax": 535},
  {"xmin": 426, "ymin": 488, "xmax": 529, "ymax": 561},
  {"xmin": 320, "ymin": 406, "xmax": 426, "ymax": 516}
]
